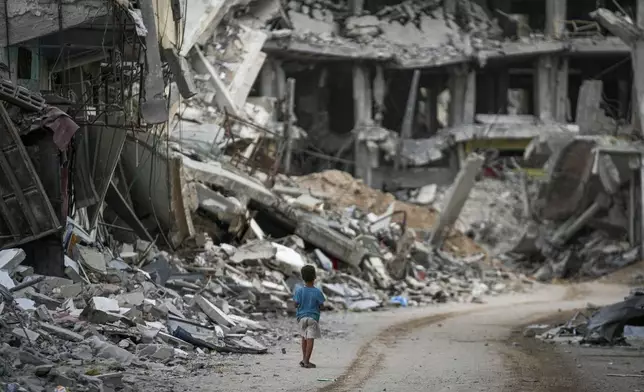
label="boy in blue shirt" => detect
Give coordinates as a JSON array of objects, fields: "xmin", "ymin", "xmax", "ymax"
[{"xmin": 293, "ymin": 265, "xmax": 325, "ymax": 368}]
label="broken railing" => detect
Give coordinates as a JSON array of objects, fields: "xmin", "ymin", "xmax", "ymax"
[{"xmin": 219, "ymin": 110, "xmax": 287, "ymax": 184}]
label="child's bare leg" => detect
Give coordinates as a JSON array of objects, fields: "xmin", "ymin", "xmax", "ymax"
[
  {"xmin": 301, "ymin": 336, "xmax": 307, "ymax": 362},
  {"xmin": 304, "ymin": 338, "xmax": 315, "ymax": 366}
]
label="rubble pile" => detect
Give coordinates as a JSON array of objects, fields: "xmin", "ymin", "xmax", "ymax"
[
  {"xmin": 525, "ymin": 288, "xmax": 644, "ymax": 346},
  {"xmin": 0, "ymin": 155, "xmax": 532, "ymax": 390},
  {"xmin": 432, "ymin": 175, "xmax": 537, "ymax": 255},
  {"xmin": 290, "ymin": 169, "xmax": 484, "ymax": 256},
  {"xmin": 0, "ymin": 148, "xmax": 525, "ymax": 389}
]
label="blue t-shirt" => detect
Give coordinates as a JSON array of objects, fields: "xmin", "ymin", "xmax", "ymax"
[{"xmin": 293, "ymin": 286, "xmax": 325, "ymax": 321}]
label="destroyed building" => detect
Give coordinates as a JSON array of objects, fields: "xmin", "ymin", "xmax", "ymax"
[{"xmin": 0, "ymin": 0, "xmax": 643, "ymax": 389}]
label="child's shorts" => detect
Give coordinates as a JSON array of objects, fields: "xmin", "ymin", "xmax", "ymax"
[{"xmin": 298, "ymin": 317, "xmax": 321, "ymax": 339}]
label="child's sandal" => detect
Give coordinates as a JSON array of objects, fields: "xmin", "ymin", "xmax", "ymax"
[{"xmin": 303, "ymin": 362, "xmax": 316, "ymax": 368}]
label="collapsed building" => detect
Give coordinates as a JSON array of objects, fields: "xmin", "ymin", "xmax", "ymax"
[{"xmin": 0, "ymin": 0, "xmax": 643, "ymax": 389}]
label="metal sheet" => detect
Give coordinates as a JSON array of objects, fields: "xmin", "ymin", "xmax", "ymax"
[{"xmin": 0, "ymin": 104, "xmax": 60, "ymax": 247}]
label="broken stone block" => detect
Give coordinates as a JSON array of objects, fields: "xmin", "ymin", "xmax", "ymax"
[
  {"xmin": 19, "ymin": 349, "xmax": 52, "ymax": 366},
  {"xmin": 292, "ymin": 194, "xmax": 323, "ymax": 212},
  {"xmin": 0, "ymin": 269, "xmax": 15, "ymax": 289},
  {"xmin": 58, "ymin": 283, "xmax": 84, "ymax": 299},
  {"xmin": 26, "ymin": 292, "xmax": 62, "ymax": 310},
  {"xmin": 228, "ymin": 314, "xmax": 267, "ymax": 331},
  {"xmin": 117, "ymin": 291, "xmax": 145, "ymax": 307},
  {"xmin": 195, "ymin": 295, "xmax": 236, "ymax": 328},
  {"xmin": 96, "ymin": 372, "xmax": 124, "ymax": 389},
  {"xmin": 12, "ymin": 327, "xmax": 40, "ymax": 342},
  {"xmin": 13, "ymin": 265, "xmax": 34, "ymax": 279},
  {"xmin": 214, "ymin": 298, "xmax": 230, "ymax": 314},
  {"xmin": 80, "ymin": 297, "xmax": 122, "ymax": 324},
  {"xmin": 137, "ymin": 344, "xmax": 175, "ymax": 361},
  {"xmin": 86, "ymin": 336, "xmax": 134, "ymax": 365},
  {"xmin": 35, "ymin": 305, "xmax": 53, "ymax": 323},
  {"xmin": 348, "ymin": 299, "xmax": 380, "ymax": 312},
  {"xmin": 271, "ymin": 243, "xmax": 305, "ymax": 274},
  {"xmin": 229, "ymin": 241, "xmax": 275, "ymax": 264},
  {"xmin": 34, "ymin": 364, "xmax": 54, "ymax": 377},
  {"xmin": 14, "ymin": 298, "xmax": 36, "ymax": 311},
  {"xmin": 0, "ymin": 248, "xmax": 25, "ymax": 272},
  {"xmin": 78, "ymin": 245, "xmax": 108, "ymax": 274},
  {"xmin": 39, "ymin": 322, "xmax": 84, "ymax": 342},
  {"xmin": 64, "ymin": 255, "xmax": 83, "ymax": 282},
  {"xmin": 142, "ymin": 254, "xmax": 172, "ymax": 285}
]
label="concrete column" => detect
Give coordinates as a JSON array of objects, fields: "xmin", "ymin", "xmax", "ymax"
[
  {"xmin": 373, "ymin": 65, "xmax": 385, "ymax": 126},
  {"xmin": 352, "ymin": 65, "xmax": 369, "ymax": 126},
  {"xmin": 545, "ymin": 0, "xmax": 566, "ymax": 38},
  {"xmin": 352, "ymin": 63, "xmax": 375, "ymax": 183},
  {"xmin": 534, "ymin": 56, "xmax": 554, "ymax": 122},
  {"xmin": 274, "ymin": 60, "xmax": 286, "ymax": 102},
  {"xmin": 538, "ymin": 0, "xmax": 568, "ymax": 123},
  {"xmin": 554, "ymin": 57, "xmax": 569, "ymax": 122},
  {"xmin": 259, "ymin": 61, "xmax": 276, "ymax": 97},
  {"xmin": 424, "ymin": 83, "xmax": 439, "ymax": 136},
  {"xmin": 448, "ymin": 65, "xmax": 476, "ymax": 126}
]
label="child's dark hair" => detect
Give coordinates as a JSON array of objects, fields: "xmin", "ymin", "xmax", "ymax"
[{"xmin": 301, "ymin": 265, "xmax": 316, "ymax": 282}]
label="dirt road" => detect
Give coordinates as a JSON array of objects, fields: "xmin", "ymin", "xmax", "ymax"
[{"xmin": 166, "ymin": 283, "xmax": 642, "ymax": 392}]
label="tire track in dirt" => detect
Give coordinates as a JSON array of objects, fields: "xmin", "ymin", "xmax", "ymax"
[
  {"xmin": 500, "ymin": 309, "xmax": 590, "ymax": 392},
  {"xmin": 317, "ymin": 297, "xmax": 573, "ymax": 392},
  {"xmin": 317, "ymin": 313, "xmax": 456, "ymax": 392}
]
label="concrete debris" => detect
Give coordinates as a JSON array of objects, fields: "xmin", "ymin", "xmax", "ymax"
[
  {"xmin": 0, "ymin": 249, "xmax": 26, "ymax": 272},
  {"xmin": 528, "ymin": 289, "xmax": 644, "ymax": 347},
  {"xmin": 7, "ymin": 0, "xmax": 644, "ymax": 390}
]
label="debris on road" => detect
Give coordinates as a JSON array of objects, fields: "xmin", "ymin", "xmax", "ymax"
[{"xmin": 526, "ymin": 288, "xmax": 644, "ymax": 346}]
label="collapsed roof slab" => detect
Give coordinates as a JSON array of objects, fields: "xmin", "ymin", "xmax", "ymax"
[
  {"xmin": 0, "ymin": 0, "xmax": 109, "ymax": 46},
  {"xmin": 390, "ymin": 37, "xmax": 629, "ymax": 70},
  {"xmin": 447, "ymin": 123, "xmax": 580, "ymax": 143},
  {"xmin": 262, "ymin": 38, "xmax": 394, "ymax": 61},
  {"xmin": 569, "ymin": 37, "xmax": 630, "ymax": 55},
  {"xmin": 392, "ymin": 41, "xmax": 566, "ymax": 70}
]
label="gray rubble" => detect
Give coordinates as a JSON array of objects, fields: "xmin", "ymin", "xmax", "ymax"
[
  {"xmin": 526, "ymin": 288, "xmax": 644, "ymax": 347},
  {"xmin": 0, "ymin": 158, "xmax": 531, "ymax": 390}
]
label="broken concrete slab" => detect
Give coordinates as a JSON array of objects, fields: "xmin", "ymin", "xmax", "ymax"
[
  {"xmin": 78, "ymin": 246, "xmax": 108, "ymax": 274},
  {"xmin": 0, "ymin": 248, "xmax": 25, "ymax": 272},
  {"xmin": 0, "ymin": 269, "xmax": 15, "ymax": 289},
  {"xmin": 229, "ymin": 241, "xmax": 276, "ymax": 265},
  {"xmin": 12, "ymin": 327, "xmax": 41, "ymax": 342},
  {"xmin": 39, "ymin": 322, "xmax": 84, "ymax": 342},
  {"xmin": 182, "ymin": 156, "xmax": 277, "ymax": 206},
  {"xmin": 429, "ymin": 154, "xmax": 485, "ymax": 248},
  {"xmin": 271, "ymin": 243, "xmax": 306, "ymax": 274},
  {"xmin": 86, "ymin": 336, "xmax": 134, "ymax": 365},
  {"xmin": 228, "ymin": 25, "xmax": 268, "ymax": 109},
  {"xmin": 195, "ymin": 295, "xmax": 236, "ymax": 328},
  {"xmin": 292, "ymin": 194, "xmax": 323, "ymax": 211},
  {"xmin": 295, "ymin": 214, "xmax": 368, "ymax": 267},
  {"xmin": 195, "ymin": 183, "xmax": 247, "ymax": 224},
  {"xmin": 164, "ymin": 48, "xmax": 198, "ymax": 99},
  {"xmin": 64, "ymin": 255, "xmax": 83, "ymax": 282},
  {"xmin": 25, "ymin": 292, "xmax": 62, "ymax": 310}
]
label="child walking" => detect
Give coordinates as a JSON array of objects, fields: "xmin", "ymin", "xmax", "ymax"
[{"xmin": 293, "ymin": 265, "xmax": 325, "ymax": 368}]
